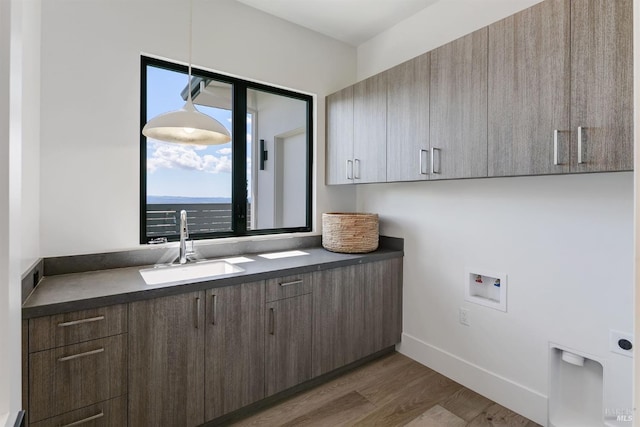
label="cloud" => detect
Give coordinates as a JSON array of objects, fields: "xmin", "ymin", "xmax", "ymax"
[
  {"xmin": 217, "ymin": 147, "xmax": 232, "ymax": 155},
  {"xmin": 147, "ymin": 142, "xmax": 231, "ymax": 174}
]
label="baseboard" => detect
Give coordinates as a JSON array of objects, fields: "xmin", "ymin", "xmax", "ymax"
[{"xmin": 398, "ymin": 333, "xmax": 548, "ymax": 426}]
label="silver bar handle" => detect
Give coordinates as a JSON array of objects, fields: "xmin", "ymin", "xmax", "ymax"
[
  {"xmin": 354, "ymin": 159, "xmax": 361, "ymax": 179},
  {"xmin": 577, "ymin": 126, "xmax": 584, "ymax": 164},
  {"xmin": 431, "ymin": 147, "xmax": 441, "ymax": 174},
  {"xmin": 279, "ymin": 280, "xmax": 303, "ymax": 287},
  {"xmin": 195, "ymin": 297, "xmax": 201, "ymax": 329},
  {"xmin": 59, "ymin": 412, "xmax": 104, "ymax": 427},
  {"xmin": 419, "ymin": 149, "xmax": 428, "ymax": 175},
  {"xmin": 211, "ymin": 294, "xmax": 217, "ymax": 325},
  {"xmin": 269, "ymin": 308, "xmax": 275, "ymax": 335},
  {"xmin": 553, "ymin": 129, "xmax": 559, "ymax": 165},
  {"xmin": 58, "ymin": 348, "xmax": 104, "ymax": 362},
  {"xmin": 346, "ymin": 160, "xmax": 353, "ymax": 180},
  {"xmin": 57, "ymin": 316, "xmax": 105, "ymax": 327}
]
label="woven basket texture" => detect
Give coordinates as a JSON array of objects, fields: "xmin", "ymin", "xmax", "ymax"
[{"xmin": 322, "ymin": 212, "xmax": 379, "ymax": 253}]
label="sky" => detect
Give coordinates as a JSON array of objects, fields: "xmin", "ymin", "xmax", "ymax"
[{"xmin": 146, "ymin": 65, "xmax": 249, "ymax": 200}]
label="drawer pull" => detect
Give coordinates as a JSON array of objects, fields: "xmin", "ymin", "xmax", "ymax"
[
  {"xmin": 57, "ymin": 348, "xmax": 104, "ymax": 362},
  {"xmin": 211, "ymin": 294, "xmax": 217, "ymax": 325},
  {"xmin": 279, "ymin": 280, "xmax": 303, "ymax": 287},
  {"xmin": 59, "ymin": 411, "xmax": 104, "ymax": 426},
  {"xmin": 57, "ymin": 316, "xmax": 105, "ymax": 327},
  {"xmin": 269, "ymin": 308, "xmax": 275, "ymax": 335}
]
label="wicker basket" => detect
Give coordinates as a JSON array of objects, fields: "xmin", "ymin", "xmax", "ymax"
[{"xmin": 322, "ymin": 212, "xmax": 379, "ymax": 254}]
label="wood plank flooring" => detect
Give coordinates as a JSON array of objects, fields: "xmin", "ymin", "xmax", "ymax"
[{"xmin": 230, "ymin": 352, "xmax": 541, "ymax": 427}]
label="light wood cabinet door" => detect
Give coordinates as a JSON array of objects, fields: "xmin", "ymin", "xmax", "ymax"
[
  {"xmin": 488, "ymin": 0, "xmax": 571, "ymax": 176},
  {"xmin": 386, "ymin": 53, "xmax": 430, "ymax": 182},
  {"xmin": 204, "ymin": 282, "xmax": 265, "ymax": 422},
  {"xmin": 128, "ymin": 291, "xmax": 205, "ymax": 427},
  {"xmin": 354, "ymin": 73, "xmax": 387, "ymax": 183},
  {"xmin": 570, "ymin": 0, "xmax": 633, "ymax": 172},
  {"xmin": 430, "ymin": 28, "xmax": 488, "ymax": 179},
  {"xmin": 326, "ymin": 86, "xmax": 354, "ymax": 185},
  {"xmin": 265, "ymin": 294, "xmax": 313, "ymax": 396}
]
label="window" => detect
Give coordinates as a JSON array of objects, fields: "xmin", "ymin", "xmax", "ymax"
[{"xmin": 140, "ymin": 56, "xmax": 312, "ymax": 243}]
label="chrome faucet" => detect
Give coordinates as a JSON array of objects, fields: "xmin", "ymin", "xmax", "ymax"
[{"xmin": 179, "ymin": 209, "xmax": 190, "ymax": 264}]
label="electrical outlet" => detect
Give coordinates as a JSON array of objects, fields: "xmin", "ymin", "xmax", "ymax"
[
  {"xmin": 459, "ymin": 307, "xmax": 470, "ymax": 326},
  {"xmin": 610, "ymin": 330, "xmax": 633, "ymax": 357}
]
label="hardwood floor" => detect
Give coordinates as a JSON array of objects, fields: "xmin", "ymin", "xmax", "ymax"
[{"xmin": 229, "ymin": 352, "xmax": 541, "ymax": 427}]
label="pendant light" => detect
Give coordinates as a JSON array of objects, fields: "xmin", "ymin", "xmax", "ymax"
[{"xmin": 142, "ymin": 0, "xmax": 231, "ymax": 145}]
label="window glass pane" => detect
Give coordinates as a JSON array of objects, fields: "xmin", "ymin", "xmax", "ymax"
[
  {"xmin": 246, "ymin": 88, "xmax": 308, "ymax": 230},
  {"xmin": 145, "ymin": 65, "xmax": 233, "ymax": 241}
]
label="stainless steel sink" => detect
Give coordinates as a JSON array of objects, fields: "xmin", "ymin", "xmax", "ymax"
[{"xmin": 139, "ymin": 260, "xmax": 244, "ymax": 285}]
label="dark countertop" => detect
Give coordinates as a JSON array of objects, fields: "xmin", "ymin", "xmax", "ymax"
[{"xmin": 22, "ymin": 246, "xmax": 403, "ymax": 319}]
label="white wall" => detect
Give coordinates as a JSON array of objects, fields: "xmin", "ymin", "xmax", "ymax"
[
  {"xmin": 357, "ymin": 1, "xmax": 634, "ymax": 424},
  {"xmin": 40, "ymin": 0, "xmax": 357, "ymax": 256},
  {"xmin": 0, "ymin": 0, "xmax": 12, "ymax": 422},
  {"xmin": 0, "ymin": 0, "xmax": 31, "ymax": 423},
  {"xmin": 20, "ymin": 0, "xmax": 40, "ymax": 272},
  {"xmin": 357, "ymin": 0, "xmax": 544, "ymax": 80}
]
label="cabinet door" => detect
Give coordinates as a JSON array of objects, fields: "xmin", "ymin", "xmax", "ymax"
[
  {"xmin": 570, "ymin": 0, "xmax": 633, "ymax": 172},
  {"xmin": 326, "ymin": 86, "xmax": 354, "ymax": 185},
  {"xmin": 128, "ymin": 291, "xmax": 205, "ymax": 427},
  {"xmin": 312, "ymin": 260, "xmax": 403, "ymax": 377},
  {"xmin": 265, "ymin": 294, "xmax": 312, "ymax": 396},
  {"xmin": 362, "ymin": 258, "xmax": 403, "ymax": 356},
  {"xmin": 354, "ymin": 73, "xmax": 387, "ymax": 183},
  {"xmin": 488, "ymin": 0, "xmax": 570, "ymax": 176},
  {"xmin": 430, "ymin": 28, "xmax": 488, "ymax": 179},
  {"xmin": 312, "ymin": 265, "xmax": 364, "ymax": 377},
  {"xmin": 386, "ymin": 53, "xmax": 430, "ymax": 182},
  {"xmin": 204, "ymin": 282, "xmax": 265, "ymax": 421}
]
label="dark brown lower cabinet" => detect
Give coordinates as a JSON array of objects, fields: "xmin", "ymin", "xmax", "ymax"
[
  {"xmin": 128, "ymin": 291, "xmax": 205, "ymax": 427},
  {"xmin": 204, "ymin": 282, "xmax": 265, "ymax": 422},
  {"xmin": 312, "ymin": 258, "xmax": 402, "ymax": 377},
  {"xmin": 265, "ymin": 293, "xmax": 313, "ymax": 396},
  {"xmin": 25, "ymin": 258, "xmax": 402, "ymax": 427},
  {"xmin": 28, "ymin": 334, "xmax": 127, "ymax": 423},
  {"xmin": 30, "ymin": 395, "xmax": 127, "ymax": 427}
]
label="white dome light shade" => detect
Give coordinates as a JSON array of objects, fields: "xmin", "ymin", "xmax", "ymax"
[{"xmin": 142, "ymin": 98, "xmax": 231, "ymax": 145}]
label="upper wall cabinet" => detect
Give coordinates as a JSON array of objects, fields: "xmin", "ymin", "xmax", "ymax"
[
  {"xmin": 326, "ymin": 86, "xmax": 354, "ymax": 185},
  {"xmin": 386, "ymin": 53, "xmax": 431, "ymax": 182},
  {"xmin": 326, "ymin": 74, "xmax": 387, "ymax": 185},
  {"xmin": 430, "ymin": 28, "xmax": 488, "ymax": 180},
  {"xmin": 325, "ymin": 0, "xmax": 632, "ymax": 185},
  {"xmin": 570, "ymin": 0, "xmax": 633, "ymax": 172},
  {"xmin": 488, "ymin": 0, "xmax": 632, "ymax": 176},
  {"xmin": 488, "ymin": 0, "xmax": 571, "ymax": 176},
  {"xmin": 354, "ymin": 73, "xmax": 388, "ymax": 183}
]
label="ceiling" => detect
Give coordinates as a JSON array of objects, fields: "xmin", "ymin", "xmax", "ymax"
[{"xmin": 235, "ymin": 0, "xmax": 440, "ymax": 46}]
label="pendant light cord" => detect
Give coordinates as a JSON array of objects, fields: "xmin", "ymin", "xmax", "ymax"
[{"xmin": 187, "ymin": 0, "xmax": 193, "ymax": 103}]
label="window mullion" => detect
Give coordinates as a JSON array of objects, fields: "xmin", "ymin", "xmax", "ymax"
[{"xmin": 232, "ymin": 83, "xmax": 248, "ymax": 235}]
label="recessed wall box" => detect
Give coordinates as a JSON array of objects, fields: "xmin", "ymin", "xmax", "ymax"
[{"xmin": 464, "ymin": 269, "xmax": 507, "ymax": 312}]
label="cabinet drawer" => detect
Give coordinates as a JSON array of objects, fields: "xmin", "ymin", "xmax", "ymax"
[
  {"xmin": 30, "ymin": 395, "xmax": 127, "ymax": 427},
  {"xmin": 29, "ymin": 304, "xmax": 127, "ymax": 352},
  {"xmin": 29, "ymin": 334, "xmax": 127, "ymax": 422},
  {"xmin": 265, "ymin": 273, "xmax": 312, "ymax": 302}
]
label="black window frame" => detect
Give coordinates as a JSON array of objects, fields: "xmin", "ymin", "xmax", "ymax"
[{"xmin": 140, "ymin": 56, "xmax": 313, "ymax": 244}]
